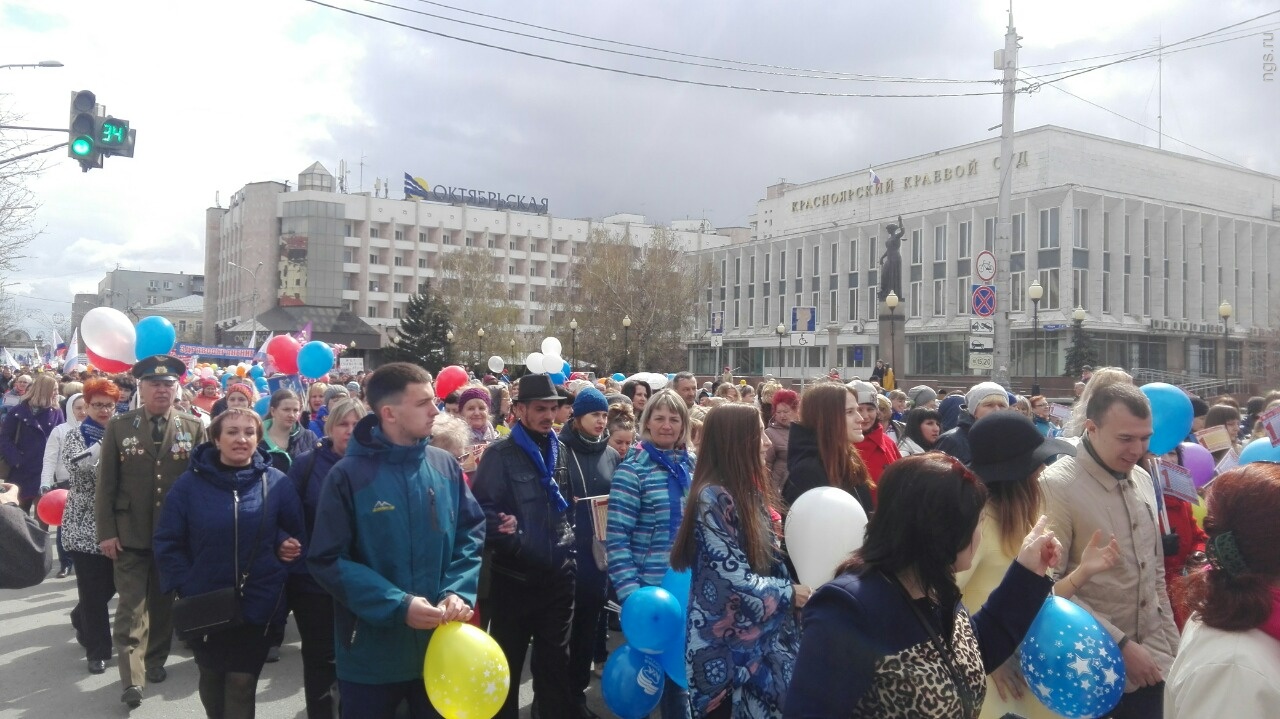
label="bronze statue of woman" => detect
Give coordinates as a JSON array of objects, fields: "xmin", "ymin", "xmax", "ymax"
[{"xmin": 878, "ymin": 215, "xmax": 905, "ymax": 301}]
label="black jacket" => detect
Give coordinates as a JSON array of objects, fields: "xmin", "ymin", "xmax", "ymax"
[
  {"xmin": 559, "ymin": 425, "xmax": 619, "ymax": 550},
  {"xmin": 784, "ymin": 422, "xmax": 874, "ymax": 516},
  {"xmin": 934, "ymin": 409, "xmax": 976, "ymax": 464},
  {"xmin": 470, "ymin": 429, "xmax": 575, "ymax": 581}
]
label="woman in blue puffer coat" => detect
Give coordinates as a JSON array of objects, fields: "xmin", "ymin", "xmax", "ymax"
[{"xmin": 154, "ymin": 407, "xmax": 306, "ymax": 719}]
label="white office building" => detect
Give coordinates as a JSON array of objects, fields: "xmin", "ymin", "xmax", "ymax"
[{"xmin": 689, "ymin": 126, "xmax": 1280, "ymax": 390}]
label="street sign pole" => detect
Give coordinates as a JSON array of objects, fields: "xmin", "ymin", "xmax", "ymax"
[{"xmin": 991, "ymin": 16, "xmax": 1020, "ymax": 388}]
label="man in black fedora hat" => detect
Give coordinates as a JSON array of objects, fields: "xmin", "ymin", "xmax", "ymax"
[{"xmin": 471, "ymin": 373, "xmax": 580, "ymax": 719}]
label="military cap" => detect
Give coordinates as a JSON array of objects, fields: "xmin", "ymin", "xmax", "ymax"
[{"xmin": 131, "ymin": 355, "xmax": 185, "ymax": 381}]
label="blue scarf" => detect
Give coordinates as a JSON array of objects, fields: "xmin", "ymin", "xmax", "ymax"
[
  {"xmin": 643, "ymin": 441, "xmax": 691, "ymax": 535},
  {"xmin": 511, "ymin": 422, "xmax": 568, "ymax": 514},
  {"xmin": 79, "ymin": 416, "xmax": 106, "ymax": 447}
]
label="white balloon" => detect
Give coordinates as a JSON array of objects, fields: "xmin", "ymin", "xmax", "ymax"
[
  {"xmin": 524, "ymin": 352, "xmax": 545, "ymax": 371},
  {"xmin": 487, "ymin": 355, "xmax": 505, "ymax": 373},
  {"xmin": 540, "ymin": 336, "xmax": 562, "ymax": 357},
  {"xmin": 784, "ymin": 486, "xmax": 869, "ymax": 588},
  {"xmin": 81, "ymin": 307, "xmax": 138, "ymax": 363},
  {"xmin": 542, "ymin": 354, "xmax": 564, "ymax": 374}
]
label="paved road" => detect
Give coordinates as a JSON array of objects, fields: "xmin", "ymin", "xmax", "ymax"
[{"xmin": 0, "ymin": 563, "xmax": 617, "ymax": 718}]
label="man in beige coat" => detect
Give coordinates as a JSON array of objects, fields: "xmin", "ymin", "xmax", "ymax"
[
  {"xmin": 1041, "ymin": 382, "xmax": 1179, "ymax": 719},
  {"xmin": 95, "ymin": 355, "xmax": 205, "ymax": 709}
]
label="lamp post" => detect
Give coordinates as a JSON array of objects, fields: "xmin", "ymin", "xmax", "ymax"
[
  {"xmin": 776, "ymin": 323, "xmax": 786, "ymax": 377},
  {"xmin": 476, "ymin": 327, "xmax": 485, "ymax": 373},
  {"xmin": 0, "ymin": 60, "xmax": 63, "ymax": 70},
  {"xmin": 509, "ymin": 338, "xmax": 516, "ymax": 368},
  {"xmin": 228, "ymin": 261, "xmax": 264, "ymax": 341},
  {"xmin": 1027, "ymin": 280, "xmax": 1044, "ymax": 396},
  {"xmin": 569, "ymin": 318, "xmax": 578, "ymax": 372},
  {"xmin": 884, "ymin": 290, "xmax": 899, "ymax": 372},
  {"xmin": 622, "ymin": 315, "xmax": 632, "ymax": 374},
  {"xmin": 1219, "ymin": 300, "xmax": 1233, "ymax": 394}
]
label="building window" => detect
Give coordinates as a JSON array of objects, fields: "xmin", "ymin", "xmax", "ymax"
[
  {"xmin": 1143, "ymin": 275, "xmax": 1151, "ymax": 316},
  {"xmin": 1101, "ymin": 212, "xmax": 1110, "ymax": 252},
  {"xmin": 811, "ymin": 292, "xmax": 819, "ymax": 313},
  {"xmin": 464, "ymin": 234, "xmax": 473, "ymax": 247},
  {"xmin": 779, "ymin": 250, "xmax": 786, "ymax": 280},
  {"xmin": 1039, "ymin": 208, "xmax": 1060, "ymax": 249},
  {"xmin": 847, "ymin": 289, "xmax": 858, "ymax": 321},
  {"xmin": 367, "ymin": 305, "xmax": 378, "ymax": 318},
  {"xmin": 1102, "ymin": 271, "xmax": 1111, "ymax": 313},
  {"xmin": 734, "ymin": 300, "xmax": 740, "ymax": 328},
  {"xmin": 749, "ymin": 255, "xmax": 756, "ymax": 283},
  {"xmin": 849, "ymin": 239, "xmax": 858, "ymax": 271},
  {"xmin": 735, "ymin": 257, "xmax": 742, "ymax": 284},
  {"xmin": 812, "ymin": 246, "xmax": 821, "ymax": 276},
  {"xmin": 343, "ymin": 249, "xmax": 354, "ymax": 263},
  {"xmin": 868, "ymin": 237, "xmax": 878, "ymax": 268},
  {"xmin": 163, "ymin": 281, "xmax": 172, "ymax": 290},
  {"xmin": 1143, "ymin": 219, "xmax": 1151, "ymax": 258},
  {"xmin": 763, "ymin": 297, "xmax": 770, "ymax": 326},
  {"xmin": 1012, "ymin": 213, "xmax": 1026, "ymax": 252},
  {"xmin": 419, "ymin": 232, "xmax": 427, "ymax": 242},
  {"xmin": 1038, "ymin": 268, "xmax": 1061, "ymax": 310},
  {"xmin": 418, "ymin": 258, "xmax": 427, "ymax": 268},
  {"xmin": 830, "ymin": 243, "xmax": 838, "ymax": 273},
  {"xmin": 1073, "ymin": 209, "xmax": 1088, "ymax": 249},
  {"xmin": 418, "ymin": 283, "xmax": 427, "ymax": 294},
  {"xmin": 829, "ymin": 291, "xmax": 838, "ymax": 323},
  {"xmin": 370, "ymin": 227, "xmax": 379, "ymax": 239},
  {"xmin": 394, "ymin": 229, "xmax": 404, "ymax": 241},
  {"xmin": 1011, "ymin": 272, "xmax": 1024, "ymax": 313},
  {"xmin": 748, "ymin": 298, "xmax": 755, "ymax": 327},
  {"xmin": 369, "ymin": 253, "xmax": 379, "ymax": 264},
  {"xmin": 393, "ymin": 255, "xmax": 403, "ymax": 266},
  {"xmin": 957, "ymin": 275, "xmax": 970, "ymax": 313},
  {"xmin": 911, "ymin": 229, "xmax": 923, "ymax": 265},
  {"xmin": 958, "ymin": 221, "xmax": 972, "ymax": 259},
  {"xmin": 795, "ymin": 249, "xmax": 803, "ymax": 278},
  {"xmin": 392, "ymin": 306, "xmax": 403, "ymax": 319},
  {"xmin": 934, "ymin": 225, "xmax": 947, "ymax": 261},
  {"xmin": 867, "ymin": 286, "xmax": 878, "ymax": 320},
  {"xmin": 983, "ymin": 217, "xmax": 996, "ymax": 252},
  {"xmin": 910, "ymin": 281, "xmax": 922, "ymax": 318},
  {"xmin": 177, "ymin": 320, "xmax": 187, "ymax": 333},
  {"xmin": 368, "ymin": 280, "xmax": 378, "ymax": 291},
  {"xmin": 933, "ymin": 279, "xmax": 946, "ymax": 316},
  {"xmin": 393, "ymin": 281, "xmax": 403, "ymax": 293},
  {"xmin": 764, "ymin": 253, "xmax": 771, "ymax": 280},
  {"xmin": 1072, "ymin": 269, "xmax": 1088, "ymax": 309},
  {"xmin": 441, "ymin": 232, "xmax": 452, "ymax": 245},
  {"xmin": 347, "ymin": 224, "xmax": 355, "ymax": 237}
]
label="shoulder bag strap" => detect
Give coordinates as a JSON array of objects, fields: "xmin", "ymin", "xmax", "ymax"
[
  {"xmin": 884, "ymin": 571, "xmax": 977, "ymax": 719},
  {"xmin": 237, "ymin": 474, "xmax": 271, "ymax": 592}
]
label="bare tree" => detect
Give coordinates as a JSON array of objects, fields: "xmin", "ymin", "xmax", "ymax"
[
  {"xmin": 437, "ymin": 247, "xmax": 521, "ymax": 369},
  {"xmin": 0, "ymin": 101, "xmax": 47, "ymax": 278},
  {"xmin": 550, "ymin": 226, "xmax": 709, "ymax": 373}
]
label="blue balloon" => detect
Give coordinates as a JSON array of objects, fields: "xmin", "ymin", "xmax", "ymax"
[
  {"xmin": 253, "ymin": 396, "xmax": 270, "ymax": 417},
  {"xmin": 1020, "ymin": 597, "xmax": 1125, "ymax": 719},
  {"xmin": 612, "ymin": 372, "xmax": 626, "ymax": 382},
  {"xmin": 249, "ymin": 364, "xmax": 265, "ymax": 379},
  {"xmin": 1141, "ymin": 382, "xmax": 1193, "ymax": 455},
  {"xmin": 549, "ymin": 371, "xmax": 567, "ymax": 385},
  {"xmin": 601, "ymin": 644, "xmax": 665, "ymax": 719},
  {"xmin": 134, "ymin": 316, "xmax": 176, "ymax": 357},
  {"xmin": 220, "ymin": 373, "xmax": 231, "ymax": 387},
  {"xmin": 561, "ymin": 360, "xmax": 571, "ymax": 376},
  {"xmin": 1240, "ymin": 437, "xmax": 1280, "ymax": 465},
  {"xmin": 660, "ymin": 568, "xmax": 691, "ymax": 613},
  {"xmin": 659, "ymin": 634, "xmax": 687, "ymax": 689},
  {"xmin": 620, "ymin": 586, "xmax": 683, "ymax": 654},
  {"xmin": 297, "ymin": 341, "xmax": 335, "ymax": 379},
  {"xmin": 255, "ymin": 378, "xmax": 269, "ymax": 392}
]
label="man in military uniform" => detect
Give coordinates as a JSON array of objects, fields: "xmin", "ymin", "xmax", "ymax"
[{"xmin": 95, "ymin": 355, "xmax": 205, "ymax": 709}]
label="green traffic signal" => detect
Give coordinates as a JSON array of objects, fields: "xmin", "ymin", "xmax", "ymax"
[{"xmin": 70, "ymin": 135, "xmax": 94, "ymax": 157}]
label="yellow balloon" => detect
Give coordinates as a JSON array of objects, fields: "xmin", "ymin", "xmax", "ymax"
[{"xmin": 424, "ymin": 622, "xmax": 510, "ymax": 719}]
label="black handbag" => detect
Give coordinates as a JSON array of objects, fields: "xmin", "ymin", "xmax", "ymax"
[{"xmin": 172, "ymin": 475, "xmax": 269, "ymax": 640}]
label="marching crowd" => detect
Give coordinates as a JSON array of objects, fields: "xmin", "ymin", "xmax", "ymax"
[{"xmin": 2, "ymin": 356, "xmax": 1280, "ymax": 719}]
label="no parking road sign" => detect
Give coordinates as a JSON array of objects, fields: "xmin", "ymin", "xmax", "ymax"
[{"xmin": 971, "ymin": 284, "xmax": 997, "ymax": 317}]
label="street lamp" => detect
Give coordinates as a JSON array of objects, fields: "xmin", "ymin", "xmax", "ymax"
[
  {"xmin": 884, "ymin": 290, "xmax": 899, "ymax": 372},
  {"xmin": 509, "ymin": 337, "xmax": 516, "ymax": 365},
  {"xmin": 0, "ymin": 60, "xmax": 63, "ymax": 70},
  {"xmin": 1027, "ymin": 280, "xmax": 1044, "ymax": 396},
  {"xmin": 569, "ymin": 318, "xmax": 578, "ymax": 372},
  {"xmin": 1219, "ymin": 300, "xmax": 1233, "ymax": 394},
  {"xmin": 776, "ymin": 323, "xmax": 786, "ymax": 377},
  {"xmin": 622, "ymin": 315, "xmax": 632, "ymax": 374},
  {"xmin": 477, "ymin": 327, "xmax": 485, "ymax": 371},
  {"xmin": 228, "ymin": 261, "xmax": 264, "ymax": 338}
]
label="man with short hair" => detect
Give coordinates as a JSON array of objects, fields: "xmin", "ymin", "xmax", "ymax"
[
  {"xmin": 309, "ymin": 362, "xmax": 486, "ymax": 718},
  {"xmin": 934, "ymin": 381, "xmax": 1010, "ymax": 464},
  {"xmin": 95, "ymin": 355, "xmax": 205, "ymax": 708},
  {"xmin": 1041, "ymin": 383, "xmax": 1179, "ymax": 719},
  {"xmin": 672, "ymin": 371, "xmax": 698, "ymax": 408},
  {"xmin": 471, "ymin": 374, "xmax": 578, "ymax": 719}
]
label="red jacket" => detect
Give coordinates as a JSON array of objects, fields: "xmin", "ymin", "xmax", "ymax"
[
  {"xmin": 854, "ymin": 423, "xmax": 901, "ymax": 501},
  {"xmin": 1163, "ymin": 495, "xmax": 1207, "ymax": 630}
]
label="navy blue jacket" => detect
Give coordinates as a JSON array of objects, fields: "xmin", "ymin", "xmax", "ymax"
[
  {"xmin": 285, "ymin": 438, "xmax": 341, "ymax": 594},
  {"xmin": 307, "ymin": 414, "xmax": 486, "ymax": 684},
  {"xmin": 154, "ymin": 443, "xmax": 307, "ymax": 627},
  {"xmin": 935, "ymin": 409, "xmax": 976, "ymax": 464}
]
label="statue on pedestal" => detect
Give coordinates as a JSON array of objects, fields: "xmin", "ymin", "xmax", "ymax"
[{"xmin": 878, "ymin": 216, "xmax": 904, "ymax": 302}]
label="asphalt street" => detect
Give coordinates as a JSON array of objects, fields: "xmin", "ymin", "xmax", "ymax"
[{"xmin": 0, "ymin": 558, "xmax": 616, "ymax": 718}]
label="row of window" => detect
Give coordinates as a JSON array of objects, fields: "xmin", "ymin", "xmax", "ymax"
[{"xmin": 360, "ymin": 226, "xmax": 577, "ymax": 255}]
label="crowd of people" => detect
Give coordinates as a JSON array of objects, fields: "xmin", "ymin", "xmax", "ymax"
[{"xmin": 2, "ymin": 356, "xmax": 1280, "ymax": 719}]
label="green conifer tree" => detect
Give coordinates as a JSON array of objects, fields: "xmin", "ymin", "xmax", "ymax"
[{"xmin": 384, "ymin": 283, "xmax": 453, "ymax": 373}]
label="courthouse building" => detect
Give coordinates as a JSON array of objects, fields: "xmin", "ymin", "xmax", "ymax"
[
  {"xmin": 203, "ymin": 163, "xmax": 729, "ymax": 354},
  {"xmin": 688, "ymin": 126, "xmax": 1280, "ymax": 389}
]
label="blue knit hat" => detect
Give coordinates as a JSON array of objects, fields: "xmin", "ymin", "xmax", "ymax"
[{"xmin": 573, "ymin": 387, "xmax": 609, "ymax": 417}]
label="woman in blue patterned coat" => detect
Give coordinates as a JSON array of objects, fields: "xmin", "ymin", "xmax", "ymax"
[{"xmin": 671, "ymin": 403, "xmax": 807, "ymax": 719}]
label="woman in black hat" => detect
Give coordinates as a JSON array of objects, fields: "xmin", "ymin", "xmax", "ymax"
[{"xmin": 957, "ymin": 412, "xmax": 1121, "ymax": 718}]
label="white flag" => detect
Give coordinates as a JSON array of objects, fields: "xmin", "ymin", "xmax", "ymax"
[{"xmin": 62, "ymin": 329, "xmax": 80, "ymax": 373}]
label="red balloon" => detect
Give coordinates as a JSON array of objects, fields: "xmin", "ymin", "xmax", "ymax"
[
  {"xmin": 85, "ymin": 347, "xmax": 132, "ymax": 374},
  {"xmin": 266, "ymin": 335, "xmax": 302, "ymax": 374},
  {"xmin": 37, "ymin": 488, "xmax": 69, "ymax": 526},
  {"xmin": 436, "ymin": 365, "xmax": 469, "ymax": 399}
]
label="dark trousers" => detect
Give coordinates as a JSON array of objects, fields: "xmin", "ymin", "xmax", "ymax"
[
  {"xmin": 488, "ymin": 563, "xmax": 576, "ymax": 719},
  {"xmin": 112, "ymin": 549, "xmax": 173, "ymax": 689},
  {"xmin": 70, "ymin": 551, "xmax": 116, "ymax": 661},
  {"xmin": 1108, "ymin": 682, "xmax": 1165, "ymax": 719},
  {"xmin": 338, "ymin": 678, "xmax": 441, "ymax": 719},
  {"xmin": 56, "ymin": 526, "xmax": 72, "ymax": 571},
  {"xmin": 568, "ymin": 551, "xmax": 608, "ymax": 697},
  {"xmin": 290, "ymin": 585, "xmax": 337, "ymax": 719}
]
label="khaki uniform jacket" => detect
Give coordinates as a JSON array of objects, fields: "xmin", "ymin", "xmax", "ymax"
[
  {"xmin": 1040, "ymin": 445, "xmax": 1181, "ymax": 692},
  {"xmin": 94, "ymin": 408, "xmax": 205, "ymax": 550}
]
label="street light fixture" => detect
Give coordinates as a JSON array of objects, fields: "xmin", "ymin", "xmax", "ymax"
[
  {"xmin": 569, "ymin": 318, "xmax": 578, "ymax": 372},
  {"xmin": 622, "ymin": 315, "xmax": 632, "ymax": 374},
  {"xmin": 884, "ymin": 290, "xmax": 900, "ymax": 373},
  {"xmin": 477, "ymin": 327, "xmax": 485, "ymax": 371},
  {"xmin": 0, "ymin": 60, "xmax": 63, "ymax": 70},
  {"xmin": 1219, "ymin": 300, "xmax": 1233, "ymax": 394},
  {"xmin": 1027, "ymin": 279, "xmax": 1044, "ymax": 395},
  {"xmin": 509, "ymin": 337, "xmax": 516, "ymax": 364},
  {"xmin": 228, "ymin": 261, "xmax": 264, "ymax": 338},
  {"xmin": 776, "ymin": 323, "xmax": 786, "ymax": 377}
]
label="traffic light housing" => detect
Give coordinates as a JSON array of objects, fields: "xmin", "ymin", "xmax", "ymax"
[{"xmin": 68, "ymin": 90, "xmax": 102, "ymax": 171}]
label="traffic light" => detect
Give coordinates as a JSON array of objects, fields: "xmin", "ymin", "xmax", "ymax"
[{"xmin": 68, "ymin": 89, "xmax": 102, "ymax": 171}]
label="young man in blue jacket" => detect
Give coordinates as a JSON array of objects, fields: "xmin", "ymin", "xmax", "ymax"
[{"xmin": 308, "ymin": 363, "xmax": 486, "ymax": 719}]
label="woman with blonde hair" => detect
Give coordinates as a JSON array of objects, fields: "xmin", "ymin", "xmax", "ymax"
[
  {"xmin": 0, "ymin": 373, "xmax": 64, "ymax": 513},
  {"xmin": 1061, "ymin": 366, "xmax": 1132, "ymax": 438}
]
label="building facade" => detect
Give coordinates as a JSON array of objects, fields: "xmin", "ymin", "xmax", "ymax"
[
  {"xmin": 204, "ymin": 163, "xmax": 730, "ymax": 349},
  {"xmin": 689, "ymin": 126, "xmax": 1280, "ymax": 389},
  {"xmin": 72, "ymin": 270, "xmax": 204, "ymax": 338}
]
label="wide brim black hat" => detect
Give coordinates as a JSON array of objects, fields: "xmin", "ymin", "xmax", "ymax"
[
  {"xmin": 967, "ymin": 411, "xmax": 1076, "ymax": 485},
  {"xmin": 515, "ymin": 373, "xmax": 560, "ymax": 402}
]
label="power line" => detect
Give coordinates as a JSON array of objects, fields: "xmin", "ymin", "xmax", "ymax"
[{"xmin": 305, "ymin": 0, "xmax": 1006, "ymax": 98}]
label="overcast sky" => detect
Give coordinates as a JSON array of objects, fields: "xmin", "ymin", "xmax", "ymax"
[{"xmin": 3, "ymin": 0, "xmax": 1277, "ymax": 338}]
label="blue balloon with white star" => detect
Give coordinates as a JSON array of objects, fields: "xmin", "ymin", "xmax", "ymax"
[{"xmin": 1019, "ymin": 596, "xmax": 1126, "ymax": 719}]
